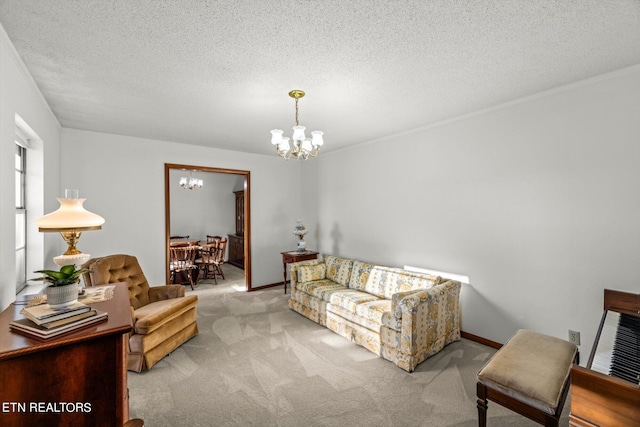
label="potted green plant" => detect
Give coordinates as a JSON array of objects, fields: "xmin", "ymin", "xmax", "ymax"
[{"xmin": 32, "ymin": 265, "xmax": 91, "ymax": 308}]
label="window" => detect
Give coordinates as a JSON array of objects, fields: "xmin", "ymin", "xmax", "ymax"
[{"xmin": 15, "ymin": 141, "xmax": 27, "ymax": 293}]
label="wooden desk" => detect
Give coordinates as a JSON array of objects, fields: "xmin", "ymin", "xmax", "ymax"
[
  {"xmin": 0, "ymin": 283, "xmax": 133, "ymax": 427},
  {"xmin": 281, "ymin": 250, "xmax": 319, "ymax": 294}
]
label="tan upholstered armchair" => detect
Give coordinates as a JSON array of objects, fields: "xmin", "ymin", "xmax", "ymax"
[{"xmin": 82, "ymin": 254, "xmax": 198, "ymax": 372}]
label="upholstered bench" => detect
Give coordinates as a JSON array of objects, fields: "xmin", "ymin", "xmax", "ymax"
[{"xmin": 476, "ymin": 329, "xmax": 578, "ymax": 427}]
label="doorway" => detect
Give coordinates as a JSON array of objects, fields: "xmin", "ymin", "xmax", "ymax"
[{"xmin": 164, "ymin": 163, "xmax": 252, "ymax": 291}]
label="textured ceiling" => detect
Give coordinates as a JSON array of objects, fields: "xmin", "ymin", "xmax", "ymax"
[{"xmin": 1, "ymin": 1, "xmax": 639, "ymax": 155}]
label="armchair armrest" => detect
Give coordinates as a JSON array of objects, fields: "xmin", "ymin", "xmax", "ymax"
[{"xmin": 148, "ymin": 284, "xmax": 185, "ymax": 303}]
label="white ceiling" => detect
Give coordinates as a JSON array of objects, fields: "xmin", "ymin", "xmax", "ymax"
[{"xmin": 1, "ymin": 1, "xmax": 639, "ymax": 156}]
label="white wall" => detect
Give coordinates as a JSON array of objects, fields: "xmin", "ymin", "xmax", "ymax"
[
  {"xmin": 60, "ymin": 128, "xmax": 303, "ymax": 289},
  {"xmin": 0, "ymin": 25, "xmax": 61, "ymax": 311},
  {"xmin": 305, "ymin": 66, "xmax": 640, "ymax": 355},
  {"xmin": 169, "ymin": 169, "xmax": 238, "ymax": 243}
]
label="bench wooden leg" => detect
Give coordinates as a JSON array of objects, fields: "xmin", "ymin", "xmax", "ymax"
[
  {"xmin": 477, "ymin": 382, "xmax": 488, "ymax": 427},
  {"xmin": 477, "ymin": 380, "xmax": 564, "ymax": 427},
  {"xmin": 544, "ymin": 414, "xmax": 559, "ymax": 427}
]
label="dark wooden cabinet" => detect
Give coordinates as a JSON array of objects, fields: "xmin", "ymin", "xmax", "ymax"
[
  {"xmin": 0, "ymin": 282, "xmax": 133, "ymax": 427},
  {"xmin": 228, "ymin": 190, "xmax": 245, "ymax": 269},
  {"xmin": 228, "ymin": 234, "xmax": 244, "ymax": 269},
  {"xmin": 234, "ymin": 190, "xmax": 244, "ymax": 236}
]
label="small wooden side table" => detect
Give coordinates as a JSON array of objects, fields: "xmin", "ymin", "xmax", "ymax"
[{"xmin": 281, "ymin": 250, "xmax": 319, "ymax": 294}]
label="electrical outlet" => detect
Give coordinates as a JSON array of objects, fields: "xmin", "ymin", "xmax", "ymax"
[{"xmin": 568, "ymin": 330, "xmax": 581, "ymax": 346}]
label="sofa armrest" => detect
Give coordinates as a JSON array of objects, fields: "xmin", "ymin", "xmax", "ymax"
[
  {"xmin": 392, "ymin": 289, "xmax": 429, "ymax": 319},
  {"xmin": 148, "ymin": 284, "xmax": 185, "ymax": 303},
  {"xmin": 289, "ymin": 259, "xmax": 324, "ymax": 290},
  {"xmin": 396, "ymin": 280, "xmax": 462, "ymax": 357}
]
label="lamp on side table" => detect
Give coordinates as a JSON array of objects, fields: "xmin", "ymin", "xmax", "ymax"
[{"xmin": 35, "ymin": 188, "xmax": 105, "ymax": 268}]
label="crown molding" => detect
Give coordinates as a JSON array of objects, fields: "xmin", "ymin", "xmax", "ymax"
[{"xmin": 326, "ymin": 63, "xmax": 640, "ymax": 157}]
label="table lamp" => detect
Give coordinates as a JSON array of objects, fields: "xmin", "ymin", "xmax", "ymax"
[
  {"xmin": 35, "ymin": 189, "xmax": 105, "ymax": 267},
  {"xmin": 293, "ymin": 219, "xmax": 308, "ymax": 252}
]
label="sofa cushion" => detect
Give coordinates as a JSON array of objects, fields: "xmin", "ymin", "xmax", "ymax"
[
  {"xmin": 134, "ymin": 295, "xmax": 198, "ymax": 335},
  {"xmin": 355, "ymin": 299, "xmax": 397, "ymax": 328},
  {"xmin": 369, "ymin": 267, "xmax": 441, "ymax": 299},
  {"xmin": 298, "ymin": 264, "xmax": 327, "ymax": 283},
  {"xmin": 324, "ymin": 256, "xmax": 354, "ymax": 287},
  {"xmin": 296, "ymin": 279, "xmax": 349, "ymax": 301},
  {"xmin": 327, "ymin": 289, "xmax": 380, "ymax": 312},
  {"xmin": 349, "ymin": 261, "xmax": 375, "ymax": 291}
]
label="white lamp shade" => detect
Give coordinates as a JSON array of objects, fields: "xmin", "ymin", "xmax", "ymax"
[
  {"xmin": 271, "ymin": 129, "xmax": 284, "ymax": 145},
  {"xmin": 278, "ymin": 137, "xmax": 291, "ymax": 152},
  {"xmin": 311, "ymin": 131, "xmax": 324, "ymax": 147},
  {"xmin": 292, "ymin": 125, "xmax": 306, "ymax": 143},
  {"xmin": 301, "ymin": 139, "xmax": 313, "ymax": 152},
  {"xmin": 36, "ymin": 198, "xmax": 105, "ymax": 231}
]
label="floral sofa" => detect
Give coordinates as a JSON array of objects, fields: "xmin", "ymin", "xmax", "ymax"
[{"xmin": 288, "ymin": 255, "xmax": 462, "ymax": 372}]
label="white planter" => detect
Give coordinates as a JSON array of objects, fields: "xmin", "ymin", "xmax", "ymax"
[{"xmin": 46, "ymin": 283, "xmax": 79, "ymax": 308}]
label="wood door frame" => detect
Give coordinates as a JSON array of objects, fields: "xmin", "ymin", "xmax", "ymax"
[{"xmin": 164, "ymin": 163, "xmax": 252, "ymax": 291}]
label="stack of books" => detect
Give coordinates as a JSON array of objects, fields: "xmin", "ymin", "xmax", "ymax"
[{"xmin": 10, "ymin": 301, "xmax": 107, "ymax": 340}]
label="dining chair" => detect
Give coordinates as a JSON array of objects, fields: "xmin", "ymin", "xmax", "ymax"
[
  {"xmin": 206, "ymin": 235, "xmax": 222, "ymax": 243},
  {"xmin": 212, "ymin": 237, "xmax": 228, "ymax": 281},
  {"xmin": 195, "ymin": 242, "xmax": 218, "ymax": 283},
  {"xmin": 169, "ymin": 245, "xmax": 199, "ymax": 289}
]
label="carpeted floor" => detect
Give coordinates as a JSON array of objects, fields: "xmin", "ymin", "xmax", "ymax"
[{"xmin": 128, "ymin": 265, "xmax": 571, "ymax": 426}]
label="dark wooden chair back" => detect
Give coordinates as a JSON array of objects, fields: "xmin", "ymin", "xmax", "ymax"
[{"xmin": 169, "ymin": 246, "xmax": 199, "ymax": 289}]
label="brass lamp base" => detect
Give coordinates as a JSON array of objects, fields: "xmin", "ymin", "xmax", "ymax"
[{"xmin": 60, "ymin": 230, "xmax": 84, "ymax": 255}]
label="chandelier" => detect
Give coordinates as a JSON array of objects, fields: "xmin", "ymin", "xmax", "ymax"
[
  {"xmin": 179, "ymin": 171, "xmax": 203, "ymax": 190},
  {"xmin": 270, "ymin": 90, "xmax": 324, "ymax": 160}
]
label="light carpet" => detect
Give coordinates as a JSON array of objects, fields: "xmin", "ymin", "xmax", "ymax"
[{"xmin": 128, "ymin": 266, "xmax": 571, "ymax": 426}]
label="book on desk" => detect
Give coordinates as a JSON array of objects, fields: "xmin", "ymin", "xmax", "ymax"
[
  {"xmin": 10, "ymin": 303, "xmax": 108, "ymax": 340},
  {"xmin": 21, "ymin": 301, "xmax": 92, "ymax": 325}
]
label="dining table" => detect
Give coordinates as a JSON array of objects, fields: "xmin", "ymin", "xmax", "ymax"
[{"xmin": 169, "ymin": 238, "xmax": 201, "ymax": 247}]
